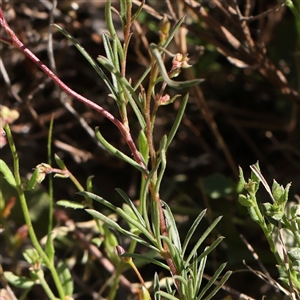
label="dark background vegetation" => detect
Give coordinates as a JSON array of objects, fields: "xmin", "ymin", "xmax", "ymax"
[{"xmin": 1, "ymin": 0, "xmax": 300, "ymax": 299}]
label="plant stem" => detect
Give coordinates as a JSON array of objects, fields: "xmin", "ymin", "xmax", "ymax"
[
  {"xmin": 251, "ymin": 193, "xmax": 284, "ymax": 267},
  {"xmin": 4, "ymin": 124, "xmax": 66, "ymax": 300}
]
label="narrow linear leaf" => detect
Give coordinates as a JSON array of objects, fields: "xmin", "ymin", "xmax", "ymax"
[
  {"xmin": 45, "ymin": 232, "xmax": 55, "ymax": 263},
  {"xmin": 160, "ymin": 236, "xmax": 184, "ymax": 272},
  {"xmin": 120, "ymin": 0, "xmax": 127, "ymax": 24},
  {"xmin": 131, "ymin": 0, "xmax": 145, "ymax": 23},
  {"xmin": 25, "ymin": 167, "xmax": 40, "ymax": 190},
  {"xmin": 131, "ymin": 16, "xmax": 185, "ymax": 92},
  {"xmin": 52, "ymin": 24, "xmax": 117, "ymax": 98},
  {"xmin": 105, "ymin": 1, "xmax": 124, "ymax": 64},
  {"xmin": 85, "ymin": 209, "xmax": 158, "ymax": 251},
  {"xmin": 192, "ymin": 237, "xmax": 225, "ymax": 268},
  {"xmin": 187, "ymin": 277, "xmax": 195, "ymax": 299},
  {"xmin": 57, "ymin": 261, "xmax": 74, "ymax": 297},
  {"xmin": 152, "ymin": 201, "xmax": 162, "ymax": 250},
  {"xmin": 102, "ymin": 33, "xmax": 119, "ymax": 92},
  {"xmin": 82, "ymin": 192, "xmax": 152, "ymax": 240},
  {"xmin": 56, "ymin": 200, "xmax": 85, "ymax": 210},
  {"xmin": 54, "ymin": 154, "xmax": 66, "ymax": 170},
  {"xmin": 79, "ymin": 191, "xmax": 117, "ymax": 211},
  {"xmin": 155, "ymin": 136, "xmax": 167, "ymax": 194},
  {"xmin": 198, "ymin": 262, "xmax": 227, "ymax": 299},
  {"xmin": 115, "ymin": 188, "xmax": 146, "ymax": 226},
  {"xmin": 86, "ymin": 175, "xmax": 94, "ymax": 193},
  {"xmin": 182, "ymin": 209, "xmax": 207, "ymax": 256},
  {"xmin": 154, "ymin": 272, "xmax": 161, "ymax": 300},
  {"xmin": 166, "ymin": 94, "xmax": 189, "ymax": 149},
  {"xmin": 162, "ymin": 200, "xmax": 182, "ymax": 252},
  {"xmin": 97, "ymin": 56, "xmax": 146, "ymax": 127},
  {"xmin": 95, "ymin": 127, "xmax": 147, "ymax": 175},
  {"xmin": 155, "ymin": 291, "xmax": 179, "ymax": 300},
  {"xmin": 165, "ymin": 278, "xmax": 175, "ymax": 295},
  {"xmin": 140, "ymin": 166, "xmax": 159, "ymax": 231},
  {"xmin": 185, "ymin": 216, "xmax": 223, "ymax": 267},
  {"xmin": 202, "ymin": 270, "xmax": 232, "ymax": 300},
  {"xmin": 195, "ymin": 255, "xmax": 207, "ymax": 293},
  {"xmin": 150, "ymin": 44, "xmax": 204, "ymax": 88},
  {"xmin": 0, "ymin": 159, "xmax": 17, "ymax": 188},
  {"xmin": 121, "ymin": 253, "xmax": 169, "ymax": 270},
  {"xmin": 172, "ymin": 275, "xmax": 187, "ymax": 287}
]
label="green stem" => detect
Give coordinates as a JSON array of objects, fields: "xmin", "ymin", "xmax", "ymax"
[
  {"xmin": 108, "ymin": 263, "xmax": 123, "ymax": 300},
  {"xmin": 5, "ymin": 124, "xmax": 66, "ymax": 300},
  {"xmin": 35, "ymin": 269, "xmax": 57, "ymax": 300},
  {"xmin": 47, "ymin": 117, "xmax": 54, "ymax": 234},
  {"xmin": 251, "ymin": 193, "xmax": 284, "ymax": 266}
]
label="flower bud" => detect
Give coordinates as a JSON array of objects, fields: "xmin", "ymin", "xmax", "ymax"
[{"xmin": 159, "ymin": 14, "xmax": 170, "ymax": 43}]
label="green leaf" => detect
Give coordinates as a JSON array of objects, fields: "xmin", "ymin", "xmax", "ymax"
[
  {"xmin": 237, "ymin": 166, "xmax": 246, "ymax": 193},
  {"xmin": 155, "ymin": 291, "xmax": 179, "ymax": 300},
  {"xmin": 85, "ymin": 208, "xmax": 158, "ymax": 250},
  {"xmin": 95, "ymin": 127, "xmax": 148, "ymax": 175},
  {"xmin": 57, "ymin": 261, "xmax": 74, "ymax": 297},
  {"xmin": 23, "ymin": 248, "xmax": 40, "ymax": 265},
  {"xmin": 195, "ymin": 255, "xmax": 207, "ymax": 295},
  {"xmin": 102, "ymin": 33, "xmax": 119, "ymax": 92},
  {"xmin": 182, "ymin": 209, "xmax": 206, "ymax": 256},
  {"xmin": 96, "ymin": 56, "xmax": 146, "ymax": 127},
  {"xmin": 154, "ymin": 136, "xmax": 167, "ymax": 194},
  {"xmin": 160, "ymin": 235, "xmax": 184, "ymax": 272},
  {"xmin": 193, "ymin": 237, "xmax": 224, "ymax": 267},
  {"xmin": 0, "ymin": 159, "xmax": 17, "ymax": 188},
  {"xmin": 154, "ymin": 272, "xmax": 161, "ymax": 300},
  {"xmin": 131, "ymin": 0, "xmax": 145, "ymax": 23},
  {"xmin": 56, "ymin": 200, "xmax": 85, "ymax": 210},
  {"xmin": 121, "ymin": 253, "xmax": 169, "ymax": 270},
  {"xmin": 138, "ymin": 130, "xmax": 149, "ymax": 165},
  {"xmin": 166, "ymin": 94, "xmax": 188, "ymax": 149},
  {"xmin": 45, "ymin": 232, "xmax": 55, "ymax": 262},
  {"xmin": 25, "ymin": 168, "xmax": 40, "ymax": 190},
  {"xmin": 238, "ymin": 194, "xmax": 253, "ymax": 207},
  {"xmin": 86, "ymin": 175, "xmax": 94, "ymax": 193},
  {"xmin": 105, "ymin": 0, "xmax": 124, "ymax": 65},
  {"xmin": 120, "ymin": 0, "xmax": 127, "ymax": 24},
  {"xmin": 150, "ymin": 44, "xmax": 204, "ymax": 88},
  {"xmin": 116, "ymin": 188, "xmax": 146, "ymax": 227},
  {"xmin": 186, "ymin": 228, "xmax": 223, "ymax": 268},
  {"xmin": 4, "ymin": 271, "xmax": 35, "ymax": 289},
  {"xmin": 151, "ymin": 201, "xmax": 163, "ymax": 251},
  {"xmin": 54, "ymin": 154, "xmax": 66, "ymax": 170},
  {"xmin": 198, "ymin": 262, "xmax": 227, "ymax": 299},
  {"xmin": 288, "ymin": 248, "xmax": 300, "ymax": 260},
  {"xmin": 162, "ymin": 200, "xmax": 182, "ymax": 252},
  {"xmin": 248, "ymin": 206, "xmax": 261, "ymax": 223},
  {"xmin": 201, "ymin": 270, "xmax": 232, "ymax": 300}
]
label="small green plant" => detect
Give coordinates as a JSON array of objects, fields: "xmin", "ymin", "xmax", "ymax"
[
  {"xmin": 0, "ymin": 1, "xmax": 231, "ymax": 299},
  {"xmin": 239, "ymin": 162, "xmax": 300, "ymax": 299}
]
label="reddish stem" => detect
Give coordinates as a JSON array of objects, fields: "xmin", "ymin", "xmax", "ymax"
[{"xmin": 0, "ymin": 8, "xmax": 146, "ymax": 171}]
